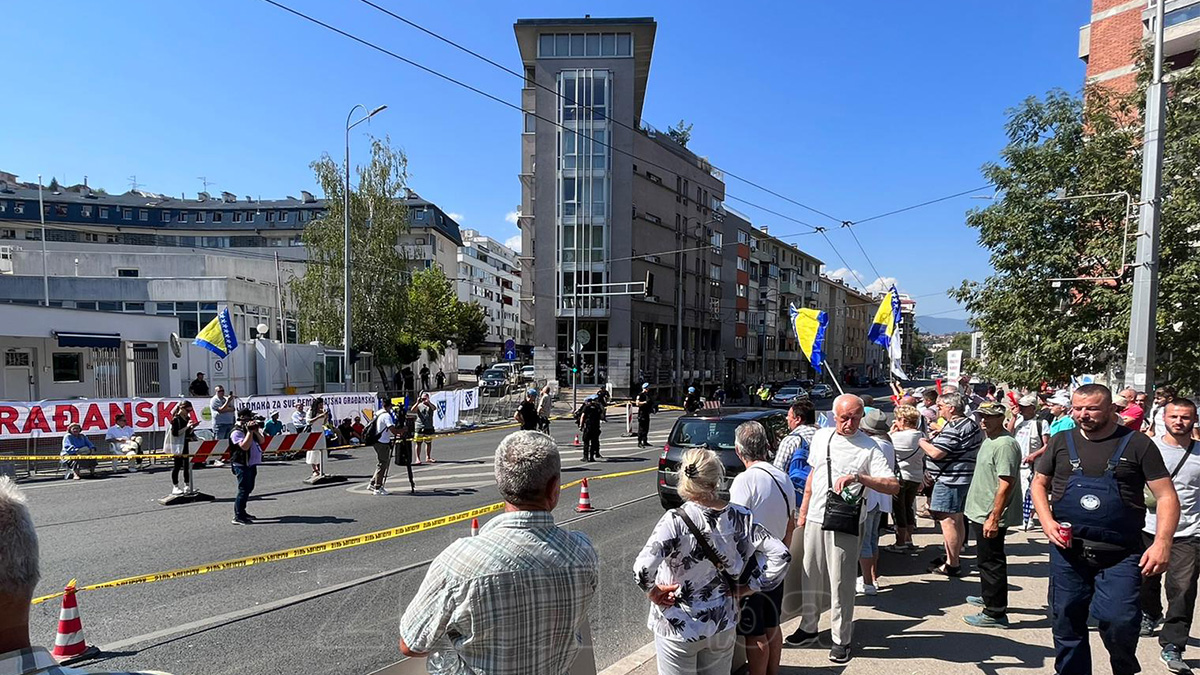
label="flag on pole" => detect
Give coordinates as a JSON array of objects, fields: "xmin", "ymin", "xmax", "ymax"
[
  {"xmin": 789, "ymin": 305, "xmax": 828, "ymax": 374},
  {"xmin": 867, "ymin": 286, "xmax": 902, "ymax": 350},
  {"xmin": 194, "ymin": 307, "xmax": 239, "ymax": 358}
]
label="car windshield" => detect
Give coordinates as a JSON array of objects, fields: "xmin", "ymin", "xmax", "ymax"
[
  {"xmin": 483, "ymin": 371, "xmax": 505, "ymax": 380},
  {"xmin": 775, "ymin": 387, "xmax": 800, "ymax": 397},
  {"xmin": 669, "ymin": 420, "xmax": 739, "ymax": 450}
]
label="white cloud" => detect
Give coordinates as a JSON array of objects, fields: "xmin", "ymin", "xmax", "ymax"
[
  {"xmin": 504, "ymin": 210, "xmax": 520, "ymax": 225},
  {"xmin": 503, "ymin": 234, "xmax": 522, "ymax": 253},
  {"xmin": 447, "ymin": 212, "xmax": 464, "ymax": 223},
  {"xmin": 826, "ymin": 268, "xmax": 900, "ymax": 295},
  {"xmin": 865, "ymin": 276, "xmax": 900, "ymax": 295}
]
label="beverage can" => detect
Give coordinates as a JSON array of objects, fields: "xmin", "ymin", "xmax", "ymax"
[{"xmin": 1058, "ymin": 521, "xmax": 1073, "ymax": 548}]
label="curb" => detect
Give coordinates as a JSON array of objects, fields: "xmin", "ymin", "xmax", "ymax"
[{"xmin": 597, "ymin": 641, "xmax": 656, "ymax": 675}]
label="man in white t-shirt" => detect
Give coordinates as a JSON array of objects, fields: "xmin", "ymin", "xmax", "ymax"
[
  {"xmin": 105, "ymin": 413, "xmax": 142, "ymax": 473},
  {"xmin": 1139, "ymin": 397, "xmax": 1200, "ymax": 672},
  {"xmin": 730, "ymin": 420, "xmax": 796, "ymax": 675},
  {"xmin": 367, "ymin": 399, "xmax": 403, "ymax": 496},
  {"xmin": 786, "ymin": 394, "xmax": 898, "ymax": 664},
  {"xmin": 1006, "ymin": 394, "xmax": 1050, "ymax": 530}
]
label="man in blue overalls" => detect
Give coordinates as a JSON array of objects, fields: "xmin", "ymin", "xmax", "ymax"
[{"xmin": 1032, "ymin": 383, "xmax": 1179, "ymax": 674}]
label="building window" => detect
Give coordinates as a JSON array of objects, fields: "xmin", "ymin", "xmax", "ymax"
[
  {"xmin": 117, "ymin": 268, "xmax": 138, "ymax": 277},
  {"xmin": 277, "ymin": 212, "xmax": 288, "ymax": 223},
  {"xmin": 55, "ymin": 204, "xmax": 68, "ymax": 217},
  {"xmin": 161, "ymin": 211, "xmax": 170, "ymax": 222},
  {"xmin": 0, "ymin": 201, "xmax": 5, "ymax": 214},
  {"xmin": 196, "ymin": 212, "xmax": 206, "ymax": 223},
  {"xmin": 177, "ymin": 211, "xmax": 188, "ymax": 223},
  {"xmin": 81, "ymin": 205, "xmax": 92, "ymax": 218},
  {"xmin": 266, "ymin": 212, "xmax": 275, "ymax": 223},
  {"xmin": 123, "ymin": 302, "xmax": 145, "ymax": 312},
  {"xmin": 52, "ymin": 353, "xmax": 83, "ymax": 383},
  {"xmin": 138, "ymin": 209, "xmax": 148, "ymax": 221},
  {"xmin": 737, "ymin": 284, "xmax": 748, "ymax": 298},
  {"xmin": 538, "ymin": 32, "xmax": 632, "ymax": 58},
  {"xmin": 0, "ymin": 228, "xmax": 13, "ymax": 239},
  {"xmin": 122, "ymin": 208, "xmax": 132, "ymax": 220},
  {"xmin": 233, "ymin": 212, "xmax": 242, "ymax": 223},
  {"xmin": 737, "ymin": 230, "xmax": 749, "ymax": 244},
  {"xmin": 14, "ymin": 202, "xmax": 25, "ymax": 215},
  {"xmin": 83, "ymin": 233, "xmax": 98, "ymax": 243},
  {"xmin": 524, "ymin": 113, "xmax": 536, "ymax": 133},
  {"xmin": 212, "ymin": 212, "xmax": 223, "ymax": 223}
]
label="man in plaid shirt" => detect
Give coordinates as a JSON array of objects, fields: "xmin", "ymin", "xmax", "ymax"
[
  {"xmin": 0, "ymin": 478, "xmax": 170, "ymax": 675},
  {"xmin": 399, "ymin": 431, "xmax": 599, "ymax": 674}
]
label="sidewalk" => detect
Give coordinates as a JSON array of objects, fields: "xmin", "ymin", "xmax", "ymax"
[{"xmin": 605, "ymin": 524, "xmax": 1180, "ymax": 675}]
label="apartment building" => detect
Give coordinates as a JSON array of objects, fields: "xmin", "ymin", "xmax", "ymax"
[
  {"xmin": 1080, "ymin": 0, "xmax": 1200, "ymax": 92},
  {"xmin": 819, "ymin": 275, "xmax": 888, "ymax": 386},
  {"xmin": 456, "ymin": 228, "xmax": 527, "ymax": 356},
  {"xmin": 745, "ymin": 224, "xmax": 824, "ymax": 384}
]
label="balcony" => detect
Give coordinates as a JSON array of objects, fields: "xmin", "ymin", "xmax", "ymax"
[
  {"xmin": 400, "ymin": 244, "xmax": 434, "ymax": 260},
  {"xmin": 779, "ymin": 280, "xmax": 795, "ymax": 295}
]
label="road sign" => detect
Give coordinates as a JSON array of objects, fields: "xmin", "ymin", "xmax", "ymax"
[
  {"xmin": 504, "ymin": 338, "xmax": 515, "ymax": 351},
  {"xmin": 575, "ymin": 329, "xmax": 591, "ymax": 346},
  {"xmin": 504, "ymin": 349, "xmax": 518, "ymax": 361}
]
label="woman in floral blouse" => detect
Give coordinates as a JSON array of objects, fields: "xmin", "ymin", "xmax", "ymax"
[{"xmin": 633, "ymin": 447, "xmax": 791, "ymax": 674}]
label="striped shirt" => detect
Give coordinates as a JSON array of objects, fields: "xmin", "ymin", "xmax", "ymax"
[
  {"xmin": 399, "ymin": 511, "xmax": 599, "ymax": 675},
  {"xmin": 0, "ymin": 647, "xmax": 170, "ymax": 675},
  {"xmin": 928, "ymin": 416, "xmax": 983, "ymax": 486},
  {"xmin": 773, "ymin": 425, "xmax": 817, "ymax": 472}
]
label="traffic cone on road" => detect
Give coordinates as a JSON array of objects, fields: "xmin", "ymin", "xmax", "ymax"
[
  {"xmin": 574, "ymin": 478, "xmax": 595, "ymax": 513},
  {"xmin": 573, "ymin": 433, "xmax": 581, "ymax": 446},
  {"xmin": 470, "ymin": 518, "xmax": 479, "ymax": 537},
  {"xmin": 51, "ymin": 580, "xmax": 99, "ymax": 663}
]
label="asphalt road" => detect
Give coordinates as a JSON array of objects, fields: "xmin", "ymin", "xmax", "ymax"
[{"xmin": 20, "ymin": 387, "xmax": 892, "ymax": 675}]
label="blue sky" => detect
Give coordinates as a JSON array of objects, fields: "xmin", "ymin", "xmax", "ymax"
[{"xmin": 0, "ymin": 1, "xmax": 1089, "ymax": 318}]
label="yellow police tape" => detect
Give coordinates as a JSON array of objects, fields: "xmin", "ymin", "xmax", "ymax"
[{"xmin": 29, "ymin": 464, "xmax": 657, "ymax": 606}]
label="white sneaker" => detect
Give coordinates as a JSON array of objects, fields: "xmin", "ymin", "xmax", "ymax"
[
  {"xmin": 171, "ymin": 485, "xmax": 184, "ymax": 495},
  {"xmin": 375, "ymin": 488, "xmax": 390, "ymax": 496},
  {"xmin": 862, "ymin": 583, "xmax": 878, "ymax": 596},
  {"xmin": 856, "ymin": 578, "xmax": 865, "ymax": 594}
]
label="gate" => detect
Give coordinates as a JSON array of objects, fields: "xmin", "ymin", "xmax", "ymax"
[{"xmin": 133, "ymin": 345, "xmax": 162, "ymax": 396}]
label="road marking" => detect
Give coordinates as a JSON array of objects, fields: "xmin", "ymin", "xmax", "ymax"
[
  {"xmin": 94, "ymin": 492, "xmax": 658, "ymax": 656},
  {"xmin": 30, "ymin": 466, "xmax": 657, "ymax": 605}
]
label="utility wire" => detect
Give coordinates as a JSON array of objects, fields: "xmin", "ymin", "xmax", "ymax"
[{"xmin": 850, "ymin": 185, "xmax": 993, "ymax": 226}]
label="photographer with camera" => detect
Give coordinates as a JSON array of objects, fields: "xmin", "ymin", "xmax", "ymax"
[{"xmin": 230, "ymin": 408, "xmax": 265, "ymax": 525}]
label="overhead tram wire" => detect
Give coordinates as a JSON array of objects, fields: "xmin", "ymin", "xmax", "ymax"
[
  {"xmin": 353, "ymin": 0, "xmax": 844, "ymax": 225},
  {"xmin": 849, "ymin": 185, "xmax": 993, "ymax": 226}
]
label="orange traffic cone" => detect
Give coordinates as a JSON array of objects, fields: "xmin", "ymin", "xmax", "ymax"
[
  {"xmin": 575, "ymin": 477, "xmax": 595, "ymax": 513},
  {"xmin": 470, "ymin": 518, "xmax": 479, "ymax": 537},
  {"xmin": 51, "ymin": 580, "xmax": 99, "ymax": 662},
  {"xmin": 573, "ymin": 433, "xmax": 581, "ymax": 446}
]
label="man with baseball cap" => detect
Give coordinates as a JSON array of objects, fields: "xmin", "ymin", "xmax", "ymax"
[
  {"xmin": 962, "ymin": 402, "xmax": 1022, "ymax": 628},
  {"xmin": 1007, "ymin": 393, "xmax": 1050, "ymax": 531}
]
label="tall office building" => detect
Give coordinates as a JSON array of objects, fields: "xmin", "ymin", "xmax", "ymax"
[
  {"xmin": 1080, "ymin": 0, "xmax": 1200, "ymax": 92},
  {"xmin": 516, "ymin": 18, "xmax": 728, "ymax": 398}
]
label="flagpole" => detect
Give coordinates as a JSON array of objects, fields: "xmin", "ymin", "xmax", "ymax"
[{"xmin": 823, "ymin": 360, "xmax": 845, "ymax": 395}]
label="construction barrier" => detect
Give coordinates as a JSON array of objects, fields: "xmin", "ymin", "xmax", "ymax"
[
  {"xmin": 1, "ymin": 432, "xmax": 329, "ymax": 464},
  {"xmin": 30, "ymin": 465, "xmax": 656, "ymax": 606}
]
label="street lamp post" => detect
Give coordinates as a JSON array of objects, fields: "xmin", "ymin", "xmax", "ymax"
[{"xmin": 343, "ymin": 103, "xmax": 387, "ymax": 393}]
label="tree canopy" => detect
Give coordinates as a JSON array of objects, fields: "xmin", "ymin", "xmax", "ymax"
[
  {"xmin": 667, "ymin": 119, "xmax": 693, "ymax": 148},
  {"xmin": 952, "ymin": 50, "xmax": 1200, "ymax": 391}
]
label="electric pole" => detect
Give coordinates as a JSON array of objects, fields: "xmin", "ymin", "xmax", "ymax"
[{"xmin": 1124, "ymin": 0, "xmax": 1166, "ymax": 392}]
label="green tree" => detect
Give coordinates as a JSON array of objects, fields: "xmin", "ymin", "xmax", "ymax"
[
  {"xmin": 952, "ymin": 51, "xmax": 1200, "ymax": 391},
  {"xmin": 290, "ymin": 136, "xmax": 410, "ymax": 384},
  {"xmin": 934, "ymin": 333, "xmax": 974, "ymax": 370},
  {"xmin": 454, "ymin": 302, "xmax": 489, "ymax": 353},
  {"xmin": 667, "ymin": 119, "xmax": 693, "ymax": 148}
]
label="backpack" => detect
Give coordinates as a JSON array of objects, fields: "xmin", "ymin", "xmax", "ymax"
[
  {"xmin": 786, "ymin": 437, "xmax": 813, "ymax": 504},
  {"xmin": 361, "ymin": 410, "xmax": 386, "ymax": 445}
]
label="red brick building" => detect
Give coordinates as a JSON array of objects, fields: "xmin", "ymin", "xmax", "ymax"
[{"xmin": 1079, "ymin": 0, "xmax": 1200, "ymax": 92}]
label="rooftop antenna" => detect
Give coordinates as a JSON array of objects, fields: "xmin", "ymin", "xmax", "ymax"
[
  {"xmin": 198, "ymin": 176, "xmax": 215, "ymax": 192},
  {"xmin": 128, "ymin": 175, "xmax": 142, "ymax": 191}
]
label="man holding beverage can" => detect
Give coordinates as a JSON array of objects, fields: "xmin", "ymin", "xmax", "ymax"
[{"xmin": 1030, "ymin": 384, "xmax": 1179, "ymax": 675}]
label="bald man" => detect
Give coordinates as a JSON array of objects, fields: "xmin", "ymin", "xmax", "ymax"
[{"xmin": 787, "ymin": 394, "xmax": 899, "ymax": 664}]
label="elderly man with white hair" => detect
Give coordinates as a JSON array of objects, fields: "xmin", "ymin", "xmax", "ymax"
[
  {"xmin": 399, "ymin": 431, "xmax": 599, "ymax": 674},
  {"xmin": 786, "ymin": 394, "xmax": 898, "ymax": 664},
  {"xmin": 0, "ymin": 478, "xmax": 171, "ymax": 674}
]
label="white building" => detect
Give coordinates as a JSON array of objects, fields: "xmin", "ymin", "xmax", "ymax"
[{"xmin": 456, "ymin": 228, "xmax": 526, "ymax": 356}]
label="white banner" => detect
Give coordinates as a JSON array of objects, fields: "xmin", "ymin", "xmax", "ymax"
[
  {"xmin": 460, "ymin": 387, "xmax": 480, "ymax": 411},
  {"xmin": 946, "ymin": 350, "xmax": 963, "ymax": 381},
  {"xmin": 0, "ymin": 392, "xmax": 380, "ymax": 440},
  {"xmin": 429, "ymin": 391, "xmax": 461, "ymax": 431}
]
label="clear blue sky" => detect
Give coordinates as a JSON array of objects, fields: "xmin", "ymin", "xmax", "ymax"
[{"xmin": 0, "ymin": 1, "xmax": 1089, "ymax": 318}]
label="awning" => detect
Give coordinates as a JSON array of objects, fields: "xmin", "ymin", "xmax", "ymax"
[{"xmin": 55, "ymin": 331, "xmax": 121, "ymax": 349}]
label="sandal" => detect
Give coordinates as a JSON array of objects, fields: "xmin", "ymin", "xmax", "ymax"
[
  {"xmin": 926, "ymin": 556, "xmax": 945, "ymax": 572},
  {"xmin": 930, "ymin": 564, "xmax": 962, "ymax": 577}
]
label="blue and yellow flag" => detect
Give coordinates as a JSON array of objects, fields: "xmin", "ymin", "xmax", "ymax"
[
  {"xmin": 789, "ymin": 305, "xmax": 828, "ymax": 374},
  {"xmin": 194, "ymin": 307, "xmax": 239, "ymax": 359},
  {"xmin": 867, "ymin": 286, "xmax": 901, "ymax": 350}
]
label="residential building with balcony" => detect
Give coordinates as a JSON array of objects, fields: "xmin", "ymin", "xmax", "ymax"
[
  {"xmin": 456, "ymin": 228, "xmax": 526, "ymax": 357},
  {"xmin": 1080, "ymin": 0, "xmax": 1200, "ymax": 92},
  {"xmin": 516, "ymin": 17, "xmax": 728, "ymax": 399},
  {"xmin": 819, "ymin": 275, "xmax": 887, "ymax": 386},
  {"xmin": 745, "ymin": 224, "xmax": 823, "ymax": 384}
]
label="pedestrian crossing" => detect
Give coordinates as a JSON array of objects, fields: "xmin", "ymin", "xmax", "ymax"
[{"xmin": 347, "ymin": 428, "xmax": 671, "ymax": 495}]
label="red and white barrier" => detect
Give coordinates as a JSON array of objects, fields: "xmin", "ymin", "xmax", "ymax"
[
  {"xmin": 189, "ymin": 440, "xmax": 230, "ymax": 464},
  {"xmin": 262, "ymin": 432, "xmax": 326, "ymax": 455},
  {"xmin": 702, "ymin": 400, "xmax": 721, "ymax": 410}
]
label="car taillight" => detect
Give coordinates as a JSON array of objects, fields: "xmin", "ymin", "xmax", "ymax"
[{"xmin": 658, "ymin": 444, "xmax": 669, "ymax": 470}]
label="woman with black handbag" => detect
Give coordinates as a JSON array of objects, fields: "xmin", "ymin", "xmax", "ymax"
[
  {"xmin": 633, "ymin": 448, "xmax": 790, "ymax": 675},
  {"xmin": 786, "ymin": 394, "xmax": 898, "ymax": 664}
]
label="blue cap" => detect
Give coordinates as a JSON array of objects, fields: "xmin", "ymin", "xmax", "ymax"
[
  {"xmin": 688, "ymin": 387, "xmax": 696, "ymax": 393},
  {"xmin": 642, "ymin": 383, "xmax": 650, "ymax": 389},
  {"xmin": 527, "ymin": 388, "xmax": 538, "ymax": 397}
]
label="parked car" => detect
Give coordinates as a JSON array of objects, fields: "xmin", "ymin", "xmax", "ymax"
[
  {"xmin": 481, "ymin": 368, "xmax": 510, "ymax": 397},
  {"xmin": 519, "ymin": 365, "xmax": 536, "ymax": 383},
  {"xmin": 490, "ymin": 362, "xmax": 518, "ymax": 379},
  {"xmin": 768, "ymin": 385, "xmax": 808, "ymax": 408},
  {"xmin": 810, "ymin": 384, "xmax": 834, "ymax": 399},
  {"xmin": 657, "ymin": 408, "xmax": 788, "ymax": 509}
]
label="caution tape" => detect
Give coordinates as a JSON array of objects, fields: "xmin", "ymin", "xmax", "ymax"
[{"xmin": 29, "ymin": 464, "xmax": 659, "ymax": 606}]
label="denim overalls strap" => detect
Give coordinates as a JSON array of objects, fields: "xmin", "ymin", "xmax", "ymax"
[{"xmin": 1064, "ymin": 430, "xmax": 1134, "ymax": 475}]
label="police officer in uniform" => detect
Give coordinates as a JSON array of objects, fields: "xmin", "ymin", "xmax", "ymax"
[
  {"xmin": 1031, "ymin": 384, "xmax": 1179, "ymax": 675},
  {"xmin": 683, "ymin": 386, "xmax": 703, "ymax": 414},
  {"xmin": 635, "ymin": 383, "xmax": 654, "ymax": 448},
  {"xmin": 577, "ymin": 395, "xmax": 604, "ymax": 462}
]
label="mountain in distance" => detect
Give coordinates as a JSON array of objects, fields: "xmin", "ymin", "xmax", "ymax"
[{"xmin": 916, "ymin": 316, "xmax": 972, "ymax": 335}]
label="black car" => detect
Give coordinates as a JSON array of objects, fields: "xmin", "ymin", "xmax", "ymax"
[
  {"xmin": 480, "ymin": 369, "xmax": 509, "ymax": 397},
  {"xmin": 656, "ymin": 407, "xmax": 788, "ymax": 509}
]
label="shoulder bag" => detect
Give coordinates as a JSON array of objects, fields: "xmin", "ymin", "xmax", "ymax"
[
  {"xmin": 674, "ymin": 507, "xmax": 751, "ymax": 595},
  {"xmin": 820, "ymin": 434, "xmax": 862, "ymax": 536},
  {"xmin": 751, "ymin": 465, "xmax": 796, "ymax": 547}
]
